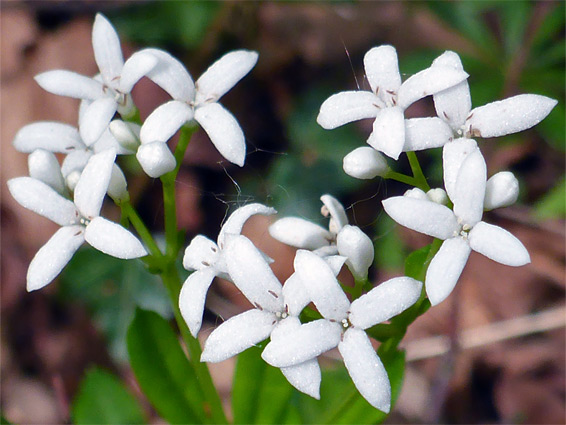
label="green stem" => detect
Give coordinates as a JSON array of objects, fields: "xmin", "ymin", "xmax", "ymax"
[
  {"xmin": 160, "ymin": 125, "xmax": 197, "ymax": 260},
  {"xmin": 120, "ymin": 200, "xmax": 163, "ymax": 259},
  {"xmin": 384, "ymin": 170, "xmax": 418, "ymax": 187},
  {"xmin": 406, "ymin": 152, "xmax": 430, "ymax": 191},
  {"xmin": 161, "ymin": 266, "xmax": 228, "ymax": 424}
]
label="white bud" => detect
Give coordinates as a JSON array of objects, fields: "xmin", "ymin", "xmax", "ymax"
[
  {"xmin": 484, "ymin": 171, "xmax": 519, "ymax": 210},
  {"xmin": 108, "ymin": 164, "xmax": 129, "ymax": 203},
  {"xmin": 109, "ymin": 119, "xmax": 141, "ymax": 152},
  {"xmin": 336, "ymin": 225, "xmax": 374, "ymax": 280},
  {"xmin": 28, "ymin": 149, "xmax": 66, "ymax": 194},
  {"xmin": 136, "ymin": 142, "xmax": 176, "ymax": 178},
  {"xmin": 426, "ymin": 188, "xmax": 448, "ymax": 205},
  {"xmin": 343, "ymin": 147, "xmax": 389, "ymax": 179},
  {"xmin": 66, "ymin": 170, "xmax": 81, "ymax": 192},
  {"xmin": 404, "ymin": 187, "xmax": 427, "ymax": 200}
]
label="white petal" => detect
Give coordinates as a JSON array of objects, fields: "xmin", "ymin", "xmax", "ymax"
[
  {"xmin": 119, "ymin": 51, "xmax": 158, "ymax": 93},
  {"xmin": 196, "ymin": 50, "xmax": 258, "ymax": 103},
  {"xmin": 403, "ymin": 117, "xmax": 453, "ymax": 152},
  {"xmin": 136, "ymin": 142, "xmax": 176, "ymax": 178},
  {"xmin": 217, "ymin": 203, "xmax": 277, "ymax": 248},
  {"xmin": 427, "ymin": 188, "xmax": 448, "ymax": 205},
  {"xmin": 93, "ymin": 127, "xmax": 134, "ymax": 155},
  {"xmin": 35, "ymin": 70, "xmax": 103, "ymax": 100},
  {"xmin": 425, "ymin": 237, "xmax": 471, "ymax": 305},
  {"xmin": 404, "ymin": 187, "xmax": 428, "ymax": 201},
  {"xmin": 336, "ymin": 225, "xmax": 374, "ymax": 280},
  {"xmin": 281, "ymin": 360, "xmax": 321, "ymax": 399},
  {"xmin": 294, "ymin": 250, "xmax": 350, "ymax": 321},
  {"xmin": 79, "ymin": 97, "xmax": 118, "ymax": 145},
  {"xmin": 349, "ymin": 277, "xmax": 422, "ymax": 329},
  {"xmin": 179, "ymin": 268, "xmax": 217, "ymax": 337},
  {"xmin": 282, "ymin": 272, "xmax": 310, "ymax": 316},
  {"xmin": 273, "ymin": 318, "xmax": 321, "ymax": 399},
  {"xmin": 28, "ymin": 150, "xmax": 66, "ymax": 194},
  {"xmin": 469, "ymin": 221, "xmax": 530, "ymax": 266},
  {"xmin": 7, "ymin": 177, "xmax": 78, "ymax": 226},
  {"xmin": 13, "ymin": 122, "xmax": 84, "ymax": 153},
  {"xmin": 261, "ymin": 319, "xmax": 342, "ymax": 367},
  {"xmin": 343, "ymin": 147, "xmax": 389, "ymax": 179},
  {"xmin": 183, "ymin": 235, "xmax": 222, "ymax": 272},
  {"xmin": 467, "ymin": 94, "xmax": 558, "ymax": 138},
  {"xmin": 338, "ymin": 328, "xmax": 391, "ymax": 413},
  {"xmin": 142, "ymin": 48, "xmax": 195, "ymax": 102},
  {"xmin": 84, "ymin": 216, "xmax": 147, "ymax": 258},
  {"xmin": 317, "ymin": 91, "xmax": 379, "ymax": 130},
  {"xmin": 194, "ymin": 103, "xmax": 246, "ymax": 167},
  {"xmin": 27, "ymin": 225, "xmax": 84, "ymax": 291},
  {"xmin": 363, "ymin": 45, "xmax": 401, "ymax": 94},
  {"xmin": 397, "ymin": 66, "xmax": 469, "ymax": 110},
  {"xmin": 140, "ymin": 100, "xmax": 193, "ymax": 144},
  {"xmin": 269, "ymin": 217, "xmax": 332, "ymax": 250},
  {"xmin": 368, "ymin": 106, "xmax": 405, "ymax": 160},
  {"xmin": 61, "ymin": 150, "xmax": 91, "ymax": 178},
  {"xmin": 92, "ymin": 14, "xmax": 124, "ymax": 84},
  {"xmin": 320, "ymin": 194, "xmax": 348, "ymax": 232},
  {"xmin": 108, "ymin": 120, "xmax": 141, "ymax": 153},
  {"xmin": 325, "ymin": 255, "xmax": 347, "ymax": 276},
  {"xmin": 74, "ymin": 149, "xmax": 116, "ymax": 219},
  {"xmin": 225, "ymin": 235, "xmax": 283, "ymax": 313},
  {"xmin": 453, "ymin": 149, "xmax": 486, "ymax": 227},
  {"xmin": 432, "ymin": 51, "xmax": 471, "ymax": 130},
  {"xmin": 382, "ymin": 196, "xmax": 459, "ymax": 240},
  {"xmin": 484, "ymin": 171, "xmax": 519, "ymax": 210},
  {"xmin": 201, "ymin": 309, "xmax": 276, "ymax": 363},
  {"xmin": 442, "ymin": 138, "xmax": 479, "ymax": 201}
]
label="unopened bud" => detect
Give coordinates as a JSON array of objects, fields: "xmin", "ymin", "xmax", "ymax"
[
  {"xmin": 484, "ymin": 171, "xmax": 519, "ymax": 210},
  {"xmin": 343, "ymin": 147, "xmax": 389, "ymax": 179},
  {"xmin": 136, "ymin": 142, "xmax": 176, "ymax": 178}
]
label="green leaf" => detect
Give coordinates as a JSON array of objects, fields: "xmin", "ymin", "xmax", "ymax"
[
  {"xmin": 232, "ymin": 345, "xmax": 294, "ymax": 424},
  {"xmin": 404, "ymin": 244, "xmax": 432, "ymax": 281},
  {"xmin": 534, "ymin": 176, "xmax": 566, "ymax": 220},
  {"xmin": 374, "ymin": 215, "xmax": 406, "ymax": 272},
  {"xmin": 59, "ymin": 247, "xmax": 173, "ymax": 362},
  {"xmin": 0, "ymin": 413, "xmax": 13, "ymax": 425},
  {"xmin": 71, "ymin": 367, "xmax": 146, "ymax": 425},
  {"xmin": 127, "ymin": 309, "xmax": 207, "ymax": 424}
]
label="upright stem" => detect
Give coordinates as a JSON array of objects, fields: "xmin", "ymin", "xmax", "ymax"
[
  {"xmin": 120, "ymin": 200, "xmax": 163, "ymax": 260},
  {"xmin": 406, "ymin": 152, "xmax": 430, "ymax": 192},
  {"xmin": 161, "ymin": 266, "xmax": 228, "ymax": 424}
]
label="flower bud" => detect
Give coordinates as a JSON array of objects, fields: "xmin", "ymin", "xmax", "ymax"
[
  {"xmin": 108, "ymin": 164, "xmax": 129, "ymax": 203},
  {"xmin": 404, "ymin": 187, "xmax": 427, "ymax": 200},
  {"xmin": 136, "ymin": 142, "xmax": 176, "ymax": 178},
  {"xmin": 109, "ymin": 119, "xmax": 141, "ymax": 152},
  {"xmin": 66, "ymin": 170, "xmax": 81, "ymax": 192},
  {"xmin": 484, "ymin": 171, "xmax": 519, "ymax": 210},
  {"xmin": 28, "ymin": 149, "xmax": 66, "ymax": 194},
  {"xmin": 427, "ymin": 188, "xmax": 448, "ymax": 205},
  {"xmin": 343, "ymin": 147, "xmax": 389, "ymax": 179}
]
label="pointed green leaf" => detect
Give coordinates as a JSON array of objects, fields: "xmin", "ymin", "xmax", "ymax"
[
  {"xmin": 127, "ymin": 309, "xmax": 207, "ymax": 424},
  {"xmin": 71, "ymin": 367, "xmax": 146, "ymax": 425}
]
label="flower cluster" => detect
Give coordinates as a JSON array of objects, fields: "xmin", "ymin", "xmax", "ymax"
[
  {"xmin": 8, "ymin": 13, "xmax": 257, "ymax": 289},
  {"xmin": 8, "ymin": 13, "xmax": 557, "ymax": 417}
]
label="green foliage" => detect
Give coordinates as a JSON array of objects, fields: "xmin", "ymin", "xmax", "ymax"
[
  {"xmin": 108, "ymin": 2, "xmax": 221, "ymax": 49},
  {"xmin": 534, "ymin": 176, "xmax": 566, "ymax": 220},
  {"xmin": 71, "ymin": 367, "xmax": 146, "ymax": 425},
  {"xmin": 59, "ymin": 247, "xmax": 172, "ymax": 361},
  {"xmin": 232, "ymin": 345, "xmax": 294, "ymax": 424},
  {"xmin": 374, "ymin": 215, "xmax": 407, "ymax": 272},
  {"xmin": 127, "ymin": 309, "xmax": 207, "ymax": 424}
]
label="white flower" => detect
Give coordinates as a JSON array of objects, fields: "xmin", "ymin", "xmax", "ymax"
[
  {"xmin": 200, "ymin": 236, "xmax": 347, "ymax": 398},
  {"xmin": 13, "ymin": 120, "xmax": 133, "ymax": 201},
  {"xmin": 402, "ymin": 51, "xmax": 558, "ymax": 153},
  {"xmin": 34, "ymin": 14, "xmax": 157, "ymax": 144},
  {"xmin": 136, "ymin": 48, "xmax": 258, "ymax": 168},
  {"xmin": 317, "ymin": 45, "xmax": 468, "ymax": 159},
  {"xmin": 261, "ymin": 250, "xmax": 422, "ymax": 412},
  {"xmin": 7, "ymin": 149, "xmax": 147, "ymax": 291},
  {"xmin": 382, "ymin": 141, "xmax": 530, "ymax": 305},
  {"xmin": 179, "ymin": 204, "xmax": 276, "ymax": 337},
  {"xmin": 269, "ymin": 194, "xmax": 374, "ymax": 279}
]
